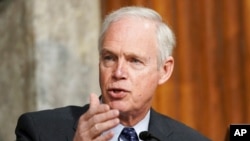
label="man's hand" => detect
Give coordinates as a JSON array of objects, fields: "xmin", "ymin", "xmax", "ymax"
[{"xmin": 73, "ymin": 93, "xmax": 120, "ymax": 141}]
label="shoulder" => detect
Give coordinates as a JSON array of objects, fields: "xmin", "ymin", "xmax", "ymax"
[
  {"xmin": 19, "ymin": 105, "xmax": 89, "ymax": 121},
  {"xmin": 17, "ymin": 105, "xmax": 90, "ymax": 128},
  {"xmin": 150, "ymin": 109, "xmax": 211, "ymax": 141},
  {"xmin": 15, "ymin": 105, "xmax": 89, "ymax": 141}
]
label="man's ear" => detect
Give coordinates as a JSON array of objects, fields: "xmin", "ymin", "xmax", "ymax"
[{"xmin": 158, "ymin": 56, "xmax": 174, "ymax": 85}]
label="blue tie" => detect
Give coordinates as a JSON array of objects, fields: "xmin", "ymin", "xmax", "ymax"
[{"xmin": 119, "ymin": 127, "xmax": 139, "ymax": 141}]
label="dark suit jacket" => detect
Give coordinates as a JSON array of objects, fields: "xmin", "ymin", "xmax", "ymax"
[{"xmin": 15, "ymin": 105, "xmax": 210, "ymax": 141}]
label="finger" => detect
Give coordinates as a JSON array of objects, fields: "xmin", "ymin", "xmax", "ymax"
[
  {"xmin": 75, "ymin": 115, "xmax": 119, "ymax": 140},
  {"xmin": 81, "ymin": 109, "xmax": 119, "ymax": 137},
  {"xmin": 84, "ymin": 93, "xmax": 110, "ymax": 120},
  {"xmin": 94, "ymin": 131, "xmax": 114, "ymax": 141},
  {"xmin": 90, "ymin": 118, "xmax": 120, "ymax": 138},
  {"xmin": 89, "ymin": 93, "xmax": 101, "ymax": 109},
  {"xmin": 74, "ymin": 93, "xmax": 118, "ymax": 140},
  {"xmin": 89, "ymin": 93, "xmax": 110, "ymax": 113},
  {"xmin": 88, "ymin": 109, "xmax": 119, "ymax": 127}
]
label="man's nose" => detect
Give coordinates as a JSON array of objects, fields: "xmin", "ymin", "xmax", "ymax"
[{"xmin": 113, "ymin": 60, "xmax": 127, "ymax": 80}]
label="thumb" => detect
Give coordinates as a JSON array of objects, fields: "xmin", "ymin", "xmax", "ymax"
[{"xmin": 89, "ymin": 93, "xmax": 100, "ymax": 109}]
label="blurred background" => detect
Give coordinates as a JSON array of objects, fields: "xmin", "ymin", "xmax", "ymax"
[{"xmin": 0, "ymin": 0, "xmax": 249, "ymax": 141}]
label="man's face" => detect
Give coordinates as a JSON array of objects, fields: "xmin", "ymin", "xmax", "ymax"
[{"xmin": 99, "ymin": 17, "xmax": 163, "ymax": 116}]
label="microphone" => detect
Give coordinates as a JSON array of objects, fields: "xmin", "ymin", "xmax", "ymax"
[{"xmin": 139, "ymin": 131, "xmax": 160, "ymax": 141}]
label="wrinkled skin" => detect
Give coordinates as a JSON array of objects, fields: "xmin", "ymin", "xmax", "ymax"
[{"xmin": 73, "ymin": 17, "xmax": 174, "ymax": 141}]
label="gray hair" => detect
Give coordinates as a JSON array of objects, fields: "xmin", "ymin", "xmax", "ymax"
[{"xmin": 98, "ymin": 6, "xmax": 176, "ymax": 65}]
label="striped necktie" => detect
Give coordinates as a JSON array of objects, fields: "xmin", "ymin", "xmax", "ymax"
[{"xmin": 119, "ymin": 127, "xmax": 139, "ymax": 141}]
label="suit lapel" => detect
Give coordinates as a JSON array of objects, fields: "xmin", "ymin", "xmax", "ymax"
[
  {"xmin": 72, "ymin": 104, "xmax": 90, "ymax": 130},
  {"xmin": 148, "ymin": 109, "xmax": 173, "ymax": 140},
  {"xmin": 69, "ymin": 105, "xmax": 90, "ymax": 140}
]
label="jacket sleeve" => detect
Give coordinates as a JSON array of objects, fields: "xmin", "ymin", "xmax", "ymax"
[{"xmin": 15, "ymin": 113, "xmax": 39, "ymax": 141}]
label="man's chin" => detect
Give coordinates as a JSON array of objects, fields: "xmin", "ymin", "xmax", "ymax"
[{"xmin": 109, "ymin": 101, "xmax": 128, "ymax": 111}]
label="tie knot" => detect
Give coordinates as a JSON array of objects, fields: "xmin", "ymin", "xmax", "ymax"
[{"xmin": 119, "ymin": 127, "xmax": 139, "ymax": 141}]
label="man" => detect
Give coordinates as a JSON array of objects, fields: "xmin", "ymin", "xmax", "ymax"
[{"xmin": 15, "ymin": 6, "xmax": 210, "ymax": 141}]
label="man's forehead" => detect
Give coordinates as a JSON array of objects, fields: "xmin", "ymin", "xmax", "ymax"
[
  {"xmin": 100, "ymin": 16, "xmax": 158, "ymax": 57},
  {"xmin": 104, "ymin": 17, "xmax": 157, "ymax": 44},
  {"xmin": 109, "ymin": 16, "xmax": 156, "ymax": 31}
]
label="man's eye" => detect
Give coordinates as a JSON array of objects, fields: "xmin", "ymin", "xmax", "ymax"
[
  {"xmin": 103, "ymin": 55, "xmax": 115, "ymax": 61},
  {"xmin": 129, "ymin": 58, "xmax": 145, "ymax": 70},
  {"xmin": 131, "ymin": 58, "xmax": 141, "ymax": 63},
  {"xmin": 101, "ymin": 54, "xmax": 116, "ymax": 67}
]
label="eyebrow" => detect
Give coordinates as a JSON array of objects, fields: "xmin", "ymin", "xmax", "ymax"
[
  {"xmin": 100, "ymin": 48, "xmax": 147, "ymax": 59},
  {"xmin": 100, "ymin": 48, "xmax": 114, "ymax": 55}
]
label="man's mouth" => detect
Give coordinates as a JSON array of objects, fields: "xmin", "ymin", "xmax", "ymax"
[{"xmin": 107, "ymin": 88, "xmax": 129, "ymax": 99}]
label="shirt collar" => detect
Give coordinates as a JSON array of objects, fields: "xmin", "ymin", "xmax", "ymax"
[{"xmin": 105, "ymin": 110, "xmax": 150, "ymax": 141}]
